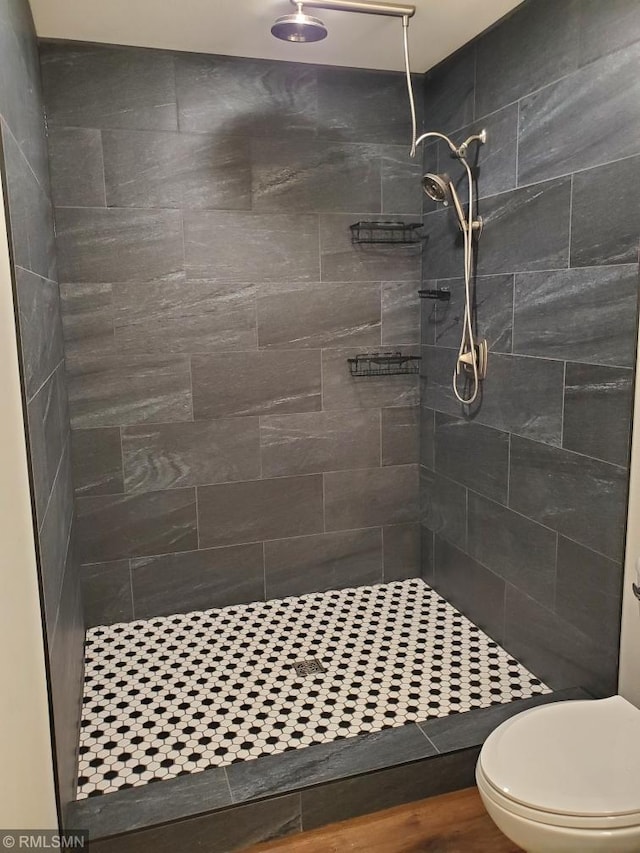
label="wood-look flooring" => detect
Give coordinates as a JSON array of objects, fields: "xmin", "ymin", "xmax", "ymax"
[{"xmin": 244, "ymin": 787, "xmax": 522, "ymax": 853}]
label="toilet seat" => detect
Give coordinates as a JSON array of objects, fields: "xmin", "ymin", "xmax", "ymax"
[{"xmin": 477, "ymin": 697, "xmax": 640, "ymax": 829}]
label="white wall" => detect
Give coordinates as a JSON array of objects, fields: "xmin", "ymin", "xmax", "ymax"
[{"xmin": 0, "ymin": 177, "xmax": 58, "ymax": 827}]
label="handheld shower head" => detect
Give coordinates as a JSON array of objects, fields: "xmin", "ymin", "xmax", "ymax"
[
  {"xmin": 271, "ymin": 2, "xmax": 328, "ymax": 42},
  {"xmin": 422, "ymin": 172, "xmax": 467, "ymax": 232}
]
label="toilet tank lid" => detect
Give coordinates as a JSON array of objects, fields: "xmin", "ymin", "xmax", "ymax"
[{"xmin": 479, "ymin": 696, "xmax": 640, "ymax": 817}]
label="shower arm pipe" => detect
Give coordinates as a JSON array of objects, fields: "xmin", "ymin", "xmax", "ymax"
[{"xmin": 290, "ymin": 0, "xmax": 416, "ymax": 18}]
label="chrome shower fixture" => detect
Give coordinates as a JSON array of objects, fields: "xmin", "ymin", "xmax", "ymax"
[{"xmin": 271, "ymin": 0, "xmax": 418, "ymax": 154}]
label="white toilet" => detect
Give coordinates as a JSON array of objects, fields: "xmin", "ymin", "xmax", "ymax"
[{"xmin": 476, "ymin": 696, "xmax": 640, "ymax": 853}]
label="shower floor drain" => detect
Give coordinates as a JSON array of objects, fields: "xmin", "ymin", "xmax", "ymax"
[{"xmin": 293, "ymin": 658, "xmax": 326, "ymax": 677}]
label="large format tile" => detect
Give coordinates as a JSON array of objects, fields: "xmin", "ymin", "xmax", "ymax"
[
  {"xmin": 260, "ymin": 410, "xmax": 380, "ymax": 478},
  {"xmin": 76, "ymin": 489, "xmax": 198, "ymax": 563},
  {"xmin": 102, "ymin": 129, "xmax": 251, "ymax": 210},
  {"xmin": 432, "ymin": 537, "xmax": 505, "ymax": 642},
  {"xmin": 475, "ymin": 178, "xmax": 571, "ymax": 275},
  {"xmin": 112, "ymin": 279, "xmax": 257, "ymax": 355},
  {"xmin": 570, "ymin": 156, "xmax": 640, "ymax": 267},
  {"xmin": 184, "ymin": 210, "xmax": 319, "ymax": 282},
  {"xmin": 264, "ymin": 529, "xmax": 383, "ymax": 598},
  {"xmin": 467, "ymin": 492, "xmax": 557, "ymax": 609},
  {"xmin": 518, "ymin": 40, "xmax": 640, "ymax": 184},
  {"xmin": 324, "ymin": 465, "xmax": 419, "ymax": 531},
  {"xmin": 175, "ymin": 53, "xmax": 317, "ymax": 138},
  {"xmin": 1, "ymin": 124, "xmax": 31, "ymax": 269},
  {"xmin": 432, "ymin": 274, "xmax": 513, "ymax": 355},
  {"xmin": 257, "ymin": 283, "xmax": 381, "ymax": 349},
  {"xmin": 192, "ymin": 350, "xmax": 321, "ymax": 418},
  {"xmin": 15, "ymin": 266, "xmax": 64, "ymax": 399},
  {"xmin": 55, "ymin": 208, "xmax": 183, "ymax": 284},
  {"xmin": 509, "ymin": 436, "xmax": 628, "ymax": 560},
  {"xmin": 381, "ymin": 407, "xmax": 419, "ymax": 466},
  {"xmin": 131, "ymin": 543, "xmax": 265, "ymax": 617},
  {"xmin": 420, "ymin": 468, "xmax": 466, "ymax": 551},
  {"xmin": 434, "ymin": 413, "xmax": 508, "ymax": 503},
  {"xmin": 423, "ymin": 47, "xmax": 475, "ymax": 135},
  {"xmin": 81, "ymin": 560, "xmax": 133, "ymax": 627},
  {"xmin": 420, "ymin": 406, "xmax": 435, "ymax": 470},
  {"xmin": 320, "ymin": 214, "xmax": 422, "ymax": 282},
  {"xmin": 71, "ymin": 427, "xmax": 124, "ymax": 497},
  {"xmin": 47, "ymin": 127, "xmax": 106, "ymax": 207},
  {"xmin": 563, "ymin": 363, "xmax": 633, "ymax": 467},
  {"xmin": 122, "ymin": 419, "xmax": 261, "ymax": 492},
  {"xmin": 67, "ymin": 354, "xmax": 192, "ymax": 429},
  {"xmin": 227, "ymin": 726, "xmax": 435, "ymax": 803},
  {"xmin": 322, "ymin": 346, "xmax": 419, "ymax": 411},
  {"xmin": 381, "ymin": 281, "xmax": 421, "ymax": 345},
  {"xmin": 380, "ymin": 147, "xmax": 423, "ymax": 215},
  {"xmin": 40, "ymin": 42, "xmax": 178, "ymax": 131},
  {"xmin": 504, "ymin": 586, "xmax": 618, "ymax": 696},
  {"xmin": 27, "ymin": 370, "xmax": 68, "ymax": 522},
  {"xmin": 422, "ymin": 348, "xmax": 565, "ymax": 446},
  {"xmin": 475, "ymin": 0, "xmax": 580, "ymax": 117},
  {"xmin": 59, "ymin": 282, "xmax": 114, "ymax": 364},
  {"xmin": 456, "ymin": 104, "xmax": 519, "ymax": 199},
  {"xmin": 197, "ymin": 475, "xmax": 324, "ymax": 548},
  {"xmin": 251, "ymin": 139, "xmax": 381, "ymax": 213},
  {"xmin": 579, "ymin": 0, "xmax": 640, "ymax": 66},
  {"xmin": 382, "ymin": 523, "xmax": 421, "ymax": 580},
  {"xmin": 513, "ymin": 266, "xmax": 638, "ymax": 367}
]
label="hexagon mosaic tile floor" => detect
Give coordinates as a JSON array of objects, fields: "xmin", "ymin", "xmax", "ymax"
[{"xmin": 77, "ymin": 578, "xmax": 549, "ymax": 798}]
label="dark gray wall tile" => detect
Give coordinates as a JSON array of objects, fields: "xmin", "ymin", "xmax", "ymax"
[
  {"xmin": 509, "ymin": 436, "xmax": 627, "ymax": 560},
  {"xmin": 420, "ymin": 405, "xmax": 435, "ymax": 470},
  {"xmin": 381, "ymin": 281, "xmax": 420, "ymax": 345},
  {"xmin": 475, "ymin": 0, "xmax": 580, "ymax": 117},
  {"xmin": 432, "ymin": 274, "xmax": 513, "ymax": 354},
  {"xmin": 320, "ymin": 213, "xmax": 422, "ymax": 282},
  {"xmin": 47, "ymin": 127, "xmax": 105, "ymax": 207},
  {"xmin": 423, "ymin": 47, "xmax": 475, "ymax": 135},
  {"xmin": 504, "ymin": 585, "xmax": 618, "ymax": 696},
  {"xmin": 570, "ymin": 156, "xmax": 640, "ymax": 267},
  {"xmin": 422, "ymin": 348, "xmax": 565, "ymax": 446},
  {"xmin": 432, "ymin": 537, "xmax": 506, "ymax": 643},
  {"xmin": 55, "ymin": 207, "xmax": 183, "ymax": 283},
  {"xmin": 59, "ymin": 282, "xmax": 114, "ymax": 363},
  {"xmin": 317, "ymin": 67, "xmax": 419, "ymax": 144},
  {"xmin": 467, "ymin": 492, "xmax": 557, "ymax": 608},
  {"xmin": 198, "ymin": 475, "xmax": 324, "ymax": 548},
  {"xmin": 27, "ymin": 370, "xmax": 67, "ymax": 523},
  {"xmin": 420, "ymin": 525, "xmax": 434, "ymax": 582},
  {"xmin": 112, "ymin": 279, "xmax": 257, "ymax": 355},
  {"xmin": 122, "ymin": 419, "xmax": 260, "ymax": 492},
  {"xmin": 556, "ymin": 536, "xmax": 622, "ymax": 650},
  {"xmin": 76, "ymin": 489, "xmax": 198, "ymax": 563},
  {"xmin": 563, "ymin": 363, "xmax": 633, "ymax": 467},
  {"xmin": 579, "ymin": 0, "xmax": 640, "ymax": 66},
  {"xmin": 325, "ymin": 465, "xmax": 419, "ymax": 531},
  {"xmin": 1, "ymin": 122, "xmax": 31, "ymax": 268},
  {"xmin": 131, "ymin": 543, "xmax": 265, "ymax": 618},
  {"xmin": 322, "ymin": 346, "xmax": 419, "ymax": 411},
  {"xmin": 184, "ymin": 210, "xmax": 319, "ymax": 282},
  {"xmin": 71, "ymin": 427, "xmax": 124, "ymax": 497},
  {"xmin": 15, "ymin": 266, "xmax": 64, "ymax": 399},
  {"xmin": 382, "ymin": 523, "xmax": 420, "ymax": 580},
  {"xmin": 381, "ymin": 407, "xmax": 419, "ymax": 466},
  {"xmin": 192, "ymin": 350, "xmax": 321, "ymax": 419},
  {"xmin": 476, "ymin": 178, "xmax": 571, "ymax": 275},
  {"xmin": 81, "ymin": 560, "xmax": 133, "ymax": 627},
  {"xmin": 175, "ymin": 53, "xmax": 317, "ymax": 138},
  {"xmin": 518, "ymin": 40, "xmax": 640, "ymax": 184},
  {"xmin": 381, "ymin": 146, "xmax": 423, "ymax": 215},
  {"xmin": 457, "ymin": 104, "xmax": 519, "ymax": 198},
  {"xmin": 420, "ymin": 467, "xmax": 466, "ymax": 550},
  {"xmin": 260, "ymin": 410, "xmax": 380, "ymax": 478},
  {"xmin": 252, "ymin": 139, "xmax": 381, "ymax": 213},
  {"xmin": 513, "ymin": 266, "xmax": 638, "ymax": 367},
  {"xmin": 257, "ymin": 284, "xmax": 381, "ymax": 349},
  {"xmin": 264, "ymin": 529, "xmax": 383, "ymax": 598},
  {"xmin": 40, "ymin": 42, "xmax": 177, "ymax": 131},
  {"xmin": 67, "ymin": 354, "xmax": 192, "ymax": 429},
  {"xmin": 434, "ymin": 413, "xmax": 508, "ymax": 503},
  {"xmin": 103, "ymin": 129, "xmax": 251, "ymax": 210}
]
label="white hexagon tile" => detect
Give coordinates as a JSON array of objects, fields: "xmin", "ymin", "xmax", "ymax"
[{"xmin": 77, "ymin": 579, "xmax": 549, "ymax": 798}]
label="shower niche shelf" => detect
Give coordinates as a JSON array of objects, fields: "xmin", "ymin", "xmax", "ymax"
[
  {"xmin": 419, "ymin": 289, "xmax": 450, "ymax": 301},
  {"xmin": 348, "ymin": 351, "xmax": 421, "ymax": 377},
  {"xmin": 349, "ymin": 220, "xmax": 423, "ymax": 245}
]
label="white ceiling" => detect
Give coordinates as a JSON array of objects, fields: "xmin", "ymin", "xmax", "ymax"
[{"xmin": 29, "ymin": 0, "xmax": 524, "ymax": 73}]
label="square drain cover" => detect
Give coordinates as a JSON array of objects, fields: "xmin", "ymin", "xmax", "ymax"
[{"xmin": 293, "ymin": 658, "xmax": 326, "ymax": 677}]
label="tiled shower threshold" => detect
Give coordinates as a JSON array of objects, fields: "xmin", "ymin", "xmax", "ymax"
[{"xmin": 68, "ymin": 580, "xmax": 589, "ymax": 851}]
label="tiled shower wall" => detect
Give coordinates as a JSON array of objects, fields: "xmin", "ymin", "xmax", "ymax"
[
  {"xmin": 420, "ymin": 0, "xmax": 640, "ymax": 697},
  {"xmin": 40, "ymin": 42, "xmax": 425, "ymax": 626},
  {"xmin": 0, "ymin": 0, "xmax": 82, "ymax": 810}
]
